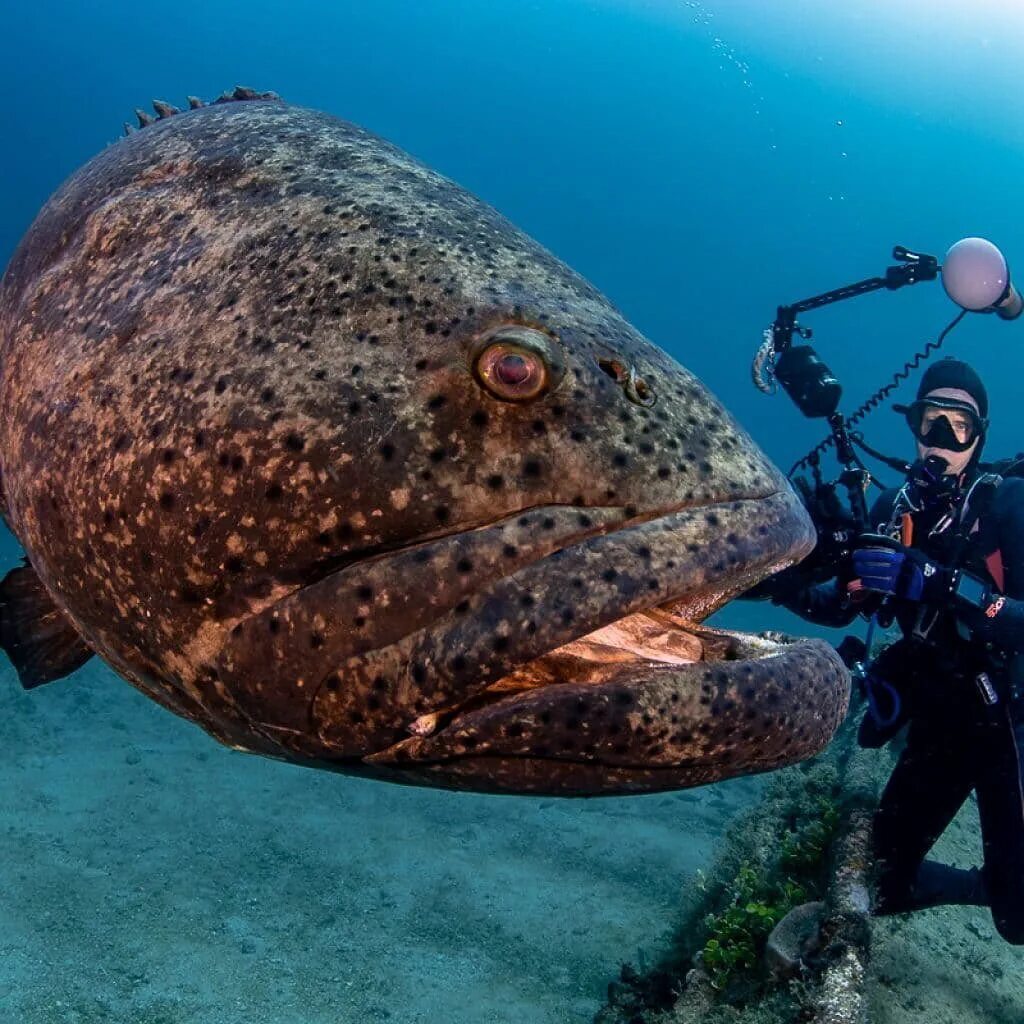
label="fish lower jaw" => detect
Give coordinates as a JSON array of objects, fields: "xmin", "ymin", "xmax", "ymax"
[
  {"xmin": 403, "ymin": 604, "xmax": 803, "ymax": 742},
  {"xmin": 368, "ymin": 616, "xmax": 849, "ymax": 796}
]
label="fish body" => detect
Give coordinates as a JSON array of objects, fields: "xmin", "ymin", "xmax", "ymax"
[{"xmin": 0, "ymin": 93, "xmax": 848, "ymax": 795}]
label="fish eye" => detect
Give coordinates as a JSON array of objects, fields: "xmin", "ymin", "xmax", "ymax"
[{"xmin": 471, "ymin": 326, "xmax": 564, "ymax": 403}]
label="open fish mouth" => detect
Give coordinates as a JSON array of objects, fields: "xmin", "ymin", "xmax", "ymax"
[
  {"xmin": 371, "ymin": 618, "xmax": 846, "ymax": 796},
  {"xmin": 255, "ymin": 485, "xmax": 851, "ymax": 795}
]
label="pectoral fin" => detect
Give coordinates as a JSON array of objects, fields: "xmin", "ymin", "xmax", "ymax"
[{"xmin": 0, "ymin": 561, "xmax": 93, "ymax": 688}]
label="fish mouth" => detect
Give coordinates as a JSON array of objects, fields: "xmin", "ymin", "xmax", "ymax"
[{"xmin": 299, "ymin": 486, "xmax": 851, "ymax": 794}]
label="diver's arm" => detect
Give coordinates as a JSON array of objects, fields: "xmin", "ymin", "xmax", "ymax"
[
  {"xmin": 966, "ymin": 595, "xmax": 1024, "ymax": 653},
  {"xmin": 766, "ymin": 488, "xmax": 897, "ymax": 628},
  {"xmin": 771, "ymin": 578, "xmax": 862, "ymax": 628},
  {"xmin": 956, "ymin": 479, "xmax": 1024, "ymax": 653}
]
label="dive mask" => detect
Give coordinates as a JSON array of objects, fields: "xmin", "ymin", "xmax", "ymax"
[{"xmin": 894, "ymin": 397, "xmax": 987, "ymax": 453}]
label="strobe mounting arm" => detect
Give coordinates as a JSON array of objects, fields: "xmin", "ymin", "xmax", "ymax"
[{"xmin": 771, "ymin": 246, "xmax": 939, "ymax": 355}]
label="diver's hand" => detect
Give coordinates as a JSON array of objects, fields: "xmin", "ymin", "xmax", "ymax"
[{"xmin": 851, "ymin": 543, "xmax": 952, "ymax": 604}]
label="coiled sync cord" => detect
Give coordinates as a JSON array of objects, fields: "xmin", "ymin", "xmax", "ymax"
[{"xmin": 784, "ymin": 309, "xmax": 968, "ymax": 478}]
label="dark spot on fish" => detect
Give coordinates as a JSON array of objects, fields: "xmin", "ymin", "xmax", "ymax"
[{"xmin": 285, "ymin": 432, "xmax": 305, "ymax": 452}]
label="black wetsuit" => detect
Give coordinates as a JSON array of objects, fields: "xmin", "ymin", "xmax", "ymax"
[{"xmin": 777, "ymin": 473, "xmax": 1024, "ymax": 944}]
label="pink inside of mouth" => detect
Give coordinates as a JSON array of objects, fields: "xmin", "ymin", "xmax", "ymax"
[{"xmin": 554, "ymin": 610, "xmax": 705, "ymax": 666}]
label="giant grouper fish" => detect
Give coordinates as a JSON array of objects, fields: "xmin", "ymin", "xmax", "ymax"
[{"xmin": 0, "ymin": 88, "xmax": 849, "ymax": 796}]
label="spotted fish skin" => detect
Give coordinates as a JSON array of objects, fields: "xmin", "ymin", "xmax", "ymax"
[{"xmin": 0, "ymin": 96, "xmax": 847, "ymax": 793}]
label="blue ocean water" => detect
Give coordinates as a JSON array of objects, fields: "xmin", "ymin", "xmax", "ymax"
[{"xmin": 2, "ymin": 2, "xmax": 1024, "ymax": 1021}]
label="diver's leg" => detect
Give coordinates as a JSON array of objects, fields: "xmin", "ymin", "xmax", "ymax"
[
  {"xmin": 873, "ymin": 715, "xmax": 976, "ymax": 914},
  {"xmin": 975, "ymin": 697, "xmax": 1024, "ymax": 944}
]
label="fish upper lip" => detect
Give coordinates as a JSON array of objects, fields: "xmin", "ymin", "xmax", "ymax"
[
  {"xmin": 300, "ymin": 488, "xmax": 785, "ymax": 584},
  {"xmin": 436, "ymin": 488, "xmax": 813, "ymax": 682}
]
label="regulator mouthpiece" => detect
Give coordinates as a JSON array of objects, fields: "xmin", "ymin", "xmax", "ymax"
[{"xmin": 942, "ymin": 237, "xmax": 1022, "ymax": 319}]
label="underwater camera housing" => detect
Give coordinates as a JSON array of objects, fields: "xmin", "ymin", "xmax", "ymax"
[{"xmin": 752, "ymin": 239, "xmax": 1019, "ymax": 563}]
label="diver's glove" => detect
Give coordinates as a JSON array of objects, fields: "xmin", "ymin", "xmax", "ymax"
[{"xmin": 850, "ymin": 539, "xmax": 952, "ymax": 605}]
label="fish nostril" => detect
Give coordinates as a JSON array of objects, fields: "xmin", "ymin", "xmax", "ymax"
[
  {"xmin": 597, "ymin": 357, "xmax": 628, "ymax": 383},
  {"xmin": 598, "ymin": 356, "xmax": 657, "ymax": 407}
]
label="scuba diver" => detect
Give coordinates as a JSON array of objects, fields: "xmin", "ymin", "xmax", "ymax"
[{"xmin": 771, "ymin": 357, "xmax": 1024, "ymax": 943}]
